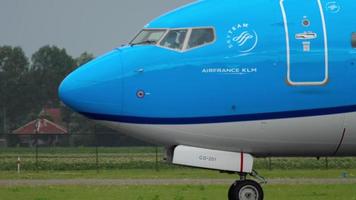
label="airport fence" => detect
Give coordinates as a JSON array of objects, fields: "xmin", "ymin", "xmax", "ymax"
[
  {"xmin": 1, "ymin": 133, "xmax": 356, "ymax": 172},
  {"xmin": 0, "ymin": 132, "xmax": 166, "ymax": 172}
]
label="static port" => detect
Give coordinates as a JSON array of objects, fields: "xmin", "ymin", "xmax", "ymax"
[{"xmin": 136, "ymin": 90, "xmax": 145, "ymax": 98}]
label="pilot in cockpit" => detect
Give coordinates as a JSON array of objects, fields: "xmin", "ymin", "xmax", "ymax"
[{"xmin": 160, "ymin": 30, "xmax": 187, "ymax": 50}]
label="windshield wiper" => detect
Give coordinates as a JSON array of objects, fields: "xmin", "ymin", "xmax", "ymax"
[{"xmin": 130, "ymin": 40, "xmax": 157, "ymax": 46}]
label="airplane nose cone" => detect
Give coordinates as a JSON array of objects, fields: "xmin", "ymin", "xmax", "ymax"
[{"xmin": 59, "ymin": 50, "xmax": 123, "ymax": 116}]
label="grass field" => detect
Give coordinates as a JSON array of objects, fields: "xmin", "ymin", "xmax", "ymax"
[
  {"xmin": 1, "ymin": 147, "xmax": 356, "ymax": 171},
  {"xmin": 1, "ymin": 147, "xmax": 356, "ymax": 199}
]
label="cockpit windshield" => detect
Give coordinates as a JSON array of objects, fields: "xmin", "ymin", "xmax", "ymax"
[
  {"xmin": 130, "ymin": 29, "xmax": 167, "ymax": 46},
  {"xmin": 159, "ymin": 29, "xmax": 188, "ymax": 50},
  {"xmin": 187, "ymin": 28, "xmax": 215, "ymax": 49},
  {"xmin": 129, "ymin": 27, "xmax": 216, "ymax": 51}
]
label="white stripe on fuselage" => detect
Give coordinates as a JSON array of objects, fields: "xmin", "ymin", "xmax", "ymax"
[{"xmin": 98, "ymin": 112, "xmax": 356, "ymax": 157}]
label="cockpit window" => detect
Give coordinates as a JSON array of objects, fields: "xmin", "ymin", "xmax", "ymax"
[
  {"xmin": 187, "ymin": 28, "xmax": 215, "ymax": 49},
  {"xmin": 130, "ymin": 29, "xmax": 166, "ymax": 46},
  {"xmin": 159, "ymin": 29, "xmax": 188, "ymax": 50},
  {"xmin": 352, "ymin": 33, "xmax": 356, "ymax": 48},
  {"xmin": 129, "ymin": 27, "xmax": 216, "ymax": 51}
]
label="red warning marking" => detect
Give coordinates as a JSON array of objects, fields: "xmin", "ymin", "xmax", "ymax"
[{"xmin": 240, "ymin": 152, "xmax": 244, "ymax": 173}]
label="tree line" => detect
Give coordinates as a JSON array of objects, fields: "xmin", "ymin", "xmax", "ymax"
[{"xmin": 0, "ymin": 45, "xmax": 147, "ymax": 147}]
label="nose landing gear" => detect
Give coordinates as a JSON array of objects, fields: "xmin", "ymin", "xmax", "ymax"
[
  {"xmin": 228, "ymin": 171, "xmax": 265, "ymax": 200},
  {"xmin": 170, "ymin": 146, "xmax": 263, "ymax": 200}
]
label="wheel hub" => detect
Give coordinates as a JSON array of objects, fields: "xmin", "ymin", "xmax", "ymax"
[{"xmin": 239, "ymin": 185, "xmax": 259, "ymax": 200}]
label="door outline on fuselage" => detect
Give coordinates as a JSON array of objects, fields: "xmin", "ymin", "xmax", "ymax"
[{"xmin": 280, "ymin": 0, "xmax": 329, "ymax": 86}]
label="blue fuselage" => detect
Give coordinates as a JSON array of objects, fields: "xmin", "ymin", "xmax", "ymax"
[{"xmin": 59, "ymin": 0, "xmax": 356, "ymax": 125}]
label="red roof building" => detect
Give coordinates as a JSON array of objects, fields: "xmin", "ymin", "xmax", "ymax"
[
  {"xmin": 12, "ymin": 119, "xmax": 67, "ymax": 135},
  {"xmin": 12, "ymin": 108, "xmax": 68, "ymax": 147}
]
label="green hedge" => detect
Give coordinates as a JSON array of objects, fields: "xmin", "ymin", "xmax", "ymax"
[{"xmin": 1, "ymin": 147, "xmax": 356, "ymax": 171}]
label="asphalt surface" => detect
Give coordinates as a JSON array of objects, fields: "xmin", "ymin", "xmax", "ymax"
[{"xmin": 1, "ymin": 178, "xmax": 356, "ymax": 186}]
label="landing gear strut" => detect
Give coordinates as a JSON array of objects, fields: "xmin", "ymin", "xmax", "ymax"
[
  {"xmin": 170, "ymin": 146, "xmax": 262, "ymax": 200},
  {"xmin": 228, "ymin": 171, "xmax": 265, "ymax": 200}
]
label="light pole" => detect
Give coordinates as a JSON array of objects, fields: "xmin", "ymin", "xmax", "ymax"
[{"xmin": 35, "ymin": 119, "xmax": 40, "ymax": 171}]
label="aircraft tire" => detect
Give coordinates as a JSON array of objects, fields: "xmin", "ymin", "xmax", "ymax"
[{"xmin": 228, "ymin": 180, "xmax": 264, "ymax": 200}]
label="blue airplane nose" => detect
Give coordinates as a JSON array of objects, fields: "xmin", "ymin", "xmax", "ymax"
[{"xmin": 59, "ymin": 50, "xmax": 123, "ymax": 116}]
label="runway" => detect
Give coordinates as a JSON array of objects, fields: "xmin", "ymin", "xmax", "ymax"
[{"xmin": 1, "ymin": 178, "xmax": 356, "ymax": 186}]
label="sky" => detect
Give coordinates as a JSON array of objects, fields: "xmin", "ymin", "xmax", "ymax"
[{"xmin": 0, "ymin": 0, "xmax": 193, "ymax": 58}]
